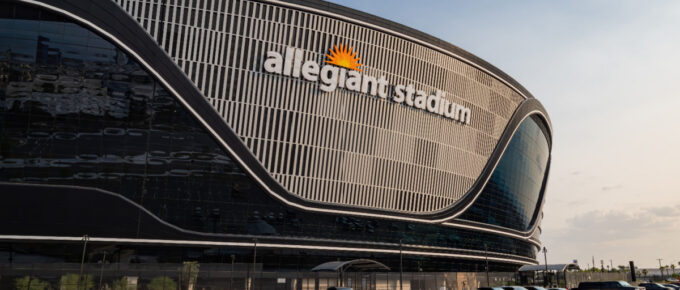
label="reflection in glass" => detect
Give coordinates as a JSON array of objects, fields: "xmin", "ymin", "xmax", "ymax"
[{"xmin": 460, "ymin": 117, "xmax": 550, "ymax": 231}]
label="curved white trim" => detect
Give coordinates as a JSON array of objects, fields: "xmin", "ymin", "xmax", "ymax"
[
  {"xmin": 0, "ymin": 181, "xmax": 540, "ymax": 250},
  {"xmin": 0, "ymin": 235, "xmax": 539, "ymax": 265},
  {"xmin": 16, "ymin": 0, "xmax": 548, "ymax": 242},
  {"xmin": 0, "ymin": 181, "xmax": 536, "ymax": 256}
]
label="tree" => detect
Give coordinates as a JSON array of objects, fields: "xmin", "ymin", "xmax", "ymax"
[
  {"xmin": 642, "ymin": 269, "xmax": 649, "ymax": 277},
  {"xmin": 14, "ymin": 276, "xmax": 50, "ymax": 290},
  {"xmin": 181, "ymin": 261, "xmax": 200, "ymax": 290},
  {"xmin": 111, "ymin": 277, "xmax": 136, "ymax": 290},
  {"xmin": 671, "ymin": 264, "xmax": 676, "ymax": 276},
  {"xmin": 60, "ymin": 273, "xmax": 94, "ymax": 290},
  {"xmin": 147, "ymin": 276, "xmax": 177, "ymax": 290}
]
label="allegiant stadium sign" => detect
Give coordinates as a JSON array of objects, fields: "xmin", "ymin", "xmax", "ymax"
[{"xmin": 263, "ymin": 44, "xmax": 471, "ymax": 125}]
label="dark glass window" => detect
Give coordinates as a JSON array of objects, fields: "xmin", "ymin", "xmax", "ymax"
[{"xmin": 459, "ymin": 116, "xmax": 551, "ymax": 231}]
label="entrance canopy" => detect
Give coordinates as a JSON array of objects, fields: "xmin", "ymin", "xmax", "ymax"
[
  {"xmin": 518, "ymin": 263, "xmax": 580, "ymax": 272},
  {"xmin": 311, "ymin": 259, "xmax": 391, "ymax": 272}
]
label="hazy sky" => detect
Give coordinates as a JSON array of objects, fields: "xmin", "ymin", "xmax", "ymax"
[{"xmin": 327, "ymin": 0, "xmax": 680, "ymax": 268}]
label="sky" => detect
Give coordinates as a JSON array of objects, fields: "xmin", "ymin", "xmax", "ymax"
[{"xmin": 326, "ymin": 0, "xmax": 680, "ymax": 269}]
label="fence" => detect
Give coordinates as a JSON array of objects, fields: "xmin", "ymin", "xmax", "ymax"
[
  {"xmin": 0, "ymin": 263, "xmax": 522, "ymax": 290},
  {"xmin": 564, "ymin": 272, "xmax": 632, "ymax": 289},
  {"xmin": 0, "ymin": 263, "xmax": 633, "ymax": 290}
]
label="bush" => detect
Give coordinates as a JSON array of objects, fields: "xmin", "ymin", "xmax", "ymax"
[
  {"xmin": 59, "ymin": 273, "xmax": 94, "ymax": 290},
  {"xmin": 14, "ymin": 276, "xmax": 50, "ymax": 290},
  {"xmin": 147, "ymin": 276, "xmax": 177, "ymax": 290},
  {"xmin": 111, "ymin": 277, "xmax": 137, "ymax": 290}
]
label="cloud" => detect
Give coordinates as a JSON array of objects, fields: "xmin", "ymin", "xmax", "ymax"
[
  {"xmin": 542, "ymin": 204, "xmax": 680, "ymax": 267},
  {"xmin": 560, "ymin": 205, "xmax": 680, "ymax": 241},
  {"xmin": 601, "ymin": 184, "xmax": 622, "ymax": 191}
]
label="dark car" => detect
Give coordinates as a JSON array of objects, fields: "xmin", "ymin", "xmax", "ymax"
[
  {"xmin": 663, "ymin": 284, "xmax": 680, "ymax": 290},
  {"xmin": 574, "ymin": 281, "xmax": 643, "ymax": 290},
  {"xmin": 526, "ymin": 287, "xmax": 548, "ymax": 290},
  {"xmin": 639, "ymin": 283, "xmax": 673, "ymax": 290},
  {"xmin": 502, "ymin": 287, "xmax": 529, "ymax": 290}
]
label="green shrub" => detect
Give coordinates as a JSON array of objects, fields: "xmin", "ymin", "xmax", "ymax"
[
  {"xmin": 147, "ymin": 276, "xmax": 176, "ymax": 290},
  {"xmin": 59, "ymin": 273, "xmax": 94, "ymax": 290},
  {"xmin": 14, "ymin": 276, "xmax": 50, "ymax": 290}
]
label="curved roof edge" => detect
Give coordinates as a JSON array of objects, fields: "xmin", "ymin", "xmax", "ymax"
[{"xmin": 268, "ymin": 0, "xmax": 536, "ymax": 99}]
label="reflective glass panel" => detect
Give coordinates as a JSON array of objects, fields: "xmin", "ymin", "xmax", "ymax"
[{"xmin": 459, "ymin": 117, "xmax": 550, "ymax": 231}]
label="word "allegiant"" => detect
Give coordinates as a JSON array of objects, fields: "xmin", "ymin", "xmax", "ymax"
[{"xmin": 263, "ymin": 47, "xmax": 471, "ymax": 125}]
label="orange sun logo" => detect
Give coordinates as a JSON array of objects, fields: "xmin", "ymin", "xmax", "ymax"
[{"xmin": 325, "ymin": 44, "xmax": 363, "ymax": 71}]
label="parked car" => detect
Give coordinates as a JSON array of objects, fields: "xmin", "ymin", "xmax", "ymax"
[
  {"xmin": 548, "ymin": 288, "xmax": 568, "ymax": 290},
  {"xmin": 502, "ymin": 287, "xmax": 529, "ymax": 290},
  {"xmin": 478, "ymin": 288, "xmax": 505, "ymax": 290},
  {"xmin": 526, "ymin": 286, "xmax": 548, "ymax": 290},
  {"xmin": 663, "ymin": 284, "xmax": 680, "ymax": 290},
  {"xmin": 573, "ymin": 281, "xmax": 643, "ymax": 290},
  {"xmin": 639, "ymin": 283, "xmax": 673, "ymax": 290}
]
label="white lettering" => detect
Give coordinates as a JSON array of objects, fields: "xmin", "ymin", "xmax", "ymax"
[
  {"xmin": 346, "ymin": 70, "xmax": 362, "ymax": 92},
  {"xmin": 456, "ymin": 105, "xmax": 472, "ymax": 125},
  {"xmin": 292, "ymin": 48, "xmax": 303, "ymax": 78},
  {"xmin": 405, "ymin": 84, "xmax": 415, "ymax": 107},
  {"xmin": 414, "ymin": 90, "xmax": 427, "ymax": 109},
  {"xmin": 262, "ymin": 47, "xmax": 472, "ymax": 126},
  {"xmin": 338, "ymin": 68, "xmax": 347, "ymax": 89},
  {"xmin": 263, "ymin": 51, "xmax": 282, "ymax": 74},
  {"xmin": 377, "ymin": 76, "xmax": 389, "ymax": 99},
  {"xmin": 301, "ymin": 60, "xmax": 319, "ymax": 82},
  {"xmin": 320, "ymin": 65, "xmax": 339, "ymax": 92},
  {"xmin": 361, "ymin": 75, "xmax": 378, "ymax": 96},
  {"xmin": 427, "ymin": 90, "xmax": 442, "ymax": 113},
  {"xmin": 283, "ymin": 47, "xmax": 295, "ymax": 76},
  {"xmin": 393, "ymin": 84, "xmax": 405, "ymax": 103}
]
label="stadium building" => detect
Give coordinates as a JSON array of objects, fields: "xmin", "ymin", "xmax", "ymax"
[{"xmin": 0, "ymin": 0, "xmax": 552, "ymax": 273}]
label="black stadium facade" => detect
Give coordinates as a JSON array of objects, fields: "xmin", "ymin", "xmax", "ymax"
[{"xmin": 0, "ymin": 0, "xmax": 552, "ymax": 272}]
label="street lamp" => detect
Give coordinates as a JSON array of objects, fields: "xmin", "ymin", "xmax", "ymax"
[
  {"xmin": 230, "ymin": 254, "xmax": 235, "ymax": 290},
  {"xmin": 78, "ymin": 235, "xmax": 89, "ymax": 290},
  {"xmin": 251, "ymin": 239, "xmax": 257, "ymax": 290},
  {"xmin": 399, "ymin": 239, "xmax": 403, "ymax": 290},
  {"xmin": 543, "ymin": 247, "xmax": 548, "ymax": 287},
  {"xmin": 485, "ymin": 244, "xmax": 490, "ymax": 287}
]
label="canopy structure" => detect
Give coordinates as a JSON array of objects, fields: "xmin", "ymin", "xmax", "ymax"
[
  {"xmin": 311, "ymin": 259, "xmax": 391, "ymax": 272},
  {"xmin": 518, "ymin": 263, "xmax": 581, "ymax": 272}
]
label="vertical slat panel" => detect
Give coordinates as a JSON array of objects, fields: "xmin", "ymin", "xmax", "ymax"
[{"xmin": 114, "ymin": 0, "xmax": 524, "ymax": 214}]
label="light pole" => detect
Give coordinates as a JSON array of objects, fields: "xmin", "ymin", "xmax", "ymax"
[
  {"xmin": 399, "ymin": 239, "xmax": 403, "ymax": 290},
  {"xmin": 78, "ymin": 235, "xmax": 89, "ymax": 290},
  {"xmin": 592, "ymin": 256, "xmax": 595, "ymax": 271},
  {"xmin": 542, "ymin": 247, "xmax": 548, "ymax": 287},
  {"xmin": 484, "ymin": 244, "xmax": 490, "ymax": 287},
  {"xmin": 98, "ymin": 253, "xmax": 106, "ymax": 290},
  {"xmin": 230, "ymin": 254, "xmax": 235, "ymax": 290},
  {"xmin": 251, "ymin": 238, "xmax": 257, "ymax": 290}
]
